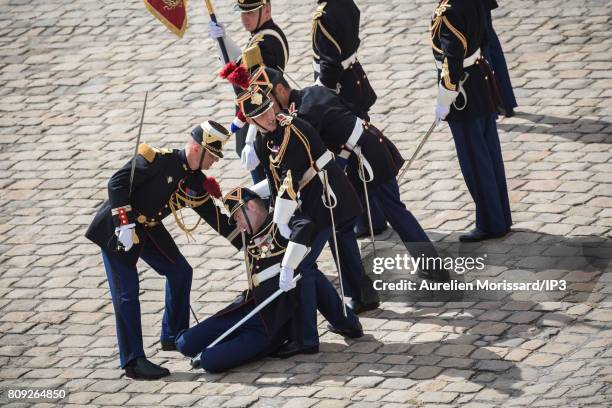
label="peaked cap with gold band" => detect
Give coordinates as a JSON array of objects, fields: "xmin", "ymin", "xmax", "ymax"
[
  {"xmin": 234, "ymin": 0, "xmax": 268, "ymax": 13},
  {"xmin": 190, "ymin": 120, "xmax": 230, "ymax": 159},
  {"xmin": 222, "ymin": 187, "xmax": 261, "ymax": 224}
]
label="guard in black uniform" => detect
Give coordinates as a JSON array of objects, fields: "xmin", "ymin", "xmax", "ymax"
[
  {"xmin": 430, "ymin": 0, "xmax": 512, "ymax": 241},
  {"xmin": 311, "ymin": 0, "xmax": 387, "ymax": 236},
  {"xmin": 311, "ymin": 0, "xmax": 377, "ymax": 121},
  {"xmin": 235, "ymin": 83, "xmax": 364, "ymax": 357},
  {"xmin": 209, "ymin": 0, "xmax": 290, "ymax": 183},
  {"xmin": 85, "ymin": 121, "xmax": 241, "ymax": 379},
  {"xmin": 483, "ymin": 0, "xmax": 517, "ymax": 117},
  {"xmin": 256, "ymin": 67, "xmax": 449, "ymax": 283},
  {"xmin": 176, "ymin": 187, "xmax": 313, "ymax": 372}
]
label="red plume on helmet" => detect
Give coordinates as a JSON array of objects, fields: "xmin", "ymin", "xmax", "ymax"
[{"xmin": 219, "ymin": 62, "xmax": 250, "ymax": 89}]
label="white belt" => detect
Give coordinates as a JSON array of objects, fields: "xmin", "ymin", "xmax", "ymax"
[
  {"xmin": 435, "ymin": 50, "xmax": 480, "ymax": 70},
  {"xmin": 250, "ymin": 263, "xmax": 280, "ymax": 287},
  {"xmin": 346, "ymin": 118, "xmax": 364, "ymax": 150},
  {"xmin": 313, "ymin": 51, "xmax": 359, "ymax": 73},
  {"xmin": 297, "ymin": 150, "xmax": 337, "ymax": 207}
]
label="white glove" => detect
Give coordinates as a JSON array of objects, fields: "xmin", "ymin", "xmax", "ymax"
[
  {"xmin": 241, "ymin": 143, "xmax": 260, "ymax": 172},
  {"xmin": 279, "ymin": 266, "xmax": 296, "ymax": 292},
  {"xmin": 209, "ymin": 21, "xmax": 225, "ymax": 39},
  {"xmin": 277, "ymin": 223, "xmax": 292, "ymax": 239},
  {"xmin": 434, "ymin": 103, "xmax": 451, "ymax": 127},
  {"xmin": 115, "ymin": 224, "xmax": 136, "ymax": 251}
]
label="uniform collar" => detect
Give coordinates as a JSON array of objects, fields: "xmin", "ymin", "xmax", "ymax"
[
  {"xmin": 252, "ymin": 19, "xmax": 276, "ymax": 35},
  {"xmin": 288, "ymin": 89, "xmax": 302, "ymax": 109},
  {"xmin": 178, "ymin": 149, "xmax": 194, "ymax": 173}
]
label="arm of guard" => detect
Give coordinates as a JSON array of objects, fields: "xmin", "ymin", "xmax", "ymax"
[
  {"xmin": 438, "ymin": 7, "xmax": 467, "ymax": 93},
  {"xmin": 219, "ymin": 33, "xmax": 242, "ymax": 63},
  {"xmin": 273, "ymin": 169, "xmax": 299, "ymax": 224},
  {"xmin": 259, "ymin": 36, "xmax": 288, "ymax": 71},
  {"xmin": 250, "ymin": 179, "xmax": 271, "ymax": 199},
  {"xmin": 107, "ymin": 145, "xmax": 165, "ymax": 228},
  {"xmin": 192, "ymin": 196, "xmax": 242, "ymax": 250},
  {"xmin": 313, "ymin": 18, "xmax": 344, "ymax": 89}
]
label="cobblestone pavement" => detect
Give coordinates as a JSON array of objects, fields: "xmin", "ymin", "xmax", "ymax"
[{"xmin": 1, "ymin": 0, "xmax": 611, "ymax": 406}]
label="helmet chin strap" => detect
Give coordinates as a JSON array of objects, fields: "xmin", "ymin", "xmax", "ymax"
[
  {"xmin": 196, "ymin": 146, "xmax": 206, "ymax": 170},
  {"xmin": 255, "ymin": 7, "xmax": 263, "ymax": 31},
  {"xmin": 240, "ymin": 205, "xmax": 255, "ymax": 235}
]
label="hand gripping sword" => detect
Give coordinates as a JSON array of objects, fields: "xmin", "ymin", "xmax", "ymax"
[
  {"xmin": 321, "ymin": 170, "xmax": 348, "ymax": 318},
  {"xmin": 190, "ymin": 274, "xmax": 302, "ymax": 367},
  {"xmin": 396, "ymin": 120, "xmax": 437, "ymax": 185},
  {"xmin": 355, "ymin": 146, "xmax": 377, "ymax": 258},
  {"xmin": 204, "ymin": 0, "xmax": 230, "ymax": 63}
]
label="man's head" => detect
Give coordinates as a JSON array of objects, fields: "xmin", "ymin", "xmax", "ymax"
[
  {"xmin": 223, "ymin": 187, "xmax": 268, "ymax": 234},
  {"xmin": 270, "ymin": 80, "xmax": 291, "ymax": 110},
  {"xmin": 187, "ymin": 121, "xmax": 230, "ymax": 171},
  {"xmin": 246, "ymin": 103, "xmax": 277, "ymax": 133},
  {"xmin": 236, "ymin": 0, "xmax": 272, "ymax": 32}
]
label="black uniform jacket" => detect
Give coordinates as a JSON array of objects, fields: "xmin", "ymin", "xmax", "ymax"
[
  {"xmin": 289, "ymin": 86, "xmax": 404, "ymax": 193},
  {"xmin": 312, "ymin": 0, "xmax": 376, "ymax": 118},
  {"xmin": 85, "ymin": 146, "xmax": 241, "ymax": 266},
  {"xmin": 215, "ymin": 215, "xmax": 313, "ymax": 339},
  {"xmin": 431, "ymin": 0, "xmax": 498, "ymax": 121},
  {"xmin": 254, "ymin": 113, "xmax": 362, "ymax": 230}
]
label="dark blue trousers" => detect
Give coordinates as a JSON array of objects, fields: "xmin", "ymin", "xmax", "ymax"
[
  {"xmin": 449, "ymin": 114, "xmax": 512, "ymax": 234},
  {"xmin": 101, "ymin": 240, "xmax": 193, "ymax": 368},
  {"xmin": 485, "ymin": 10, "xmax": 517, "ymax": 111},
  {"xmin": 250, "ymin": 164, "xmax": 266, "ymax": 184},
  {"xmin": 355, "ymin": 195, "xmax": 387, "ymax": 233},
  {"xmin": 329, "ymin": 218, "xmax": 369, "ymax": 304},
  {"xmin": 368, "ymin": 178, "xmax": 431, "ymax": 244},
  {"xmin": 297, "ymin": 225, "xmax": 360, "ymax": 348},
  {"xmin": 175, "ymin": 303, "xmax": 278, "ymax": 373}
]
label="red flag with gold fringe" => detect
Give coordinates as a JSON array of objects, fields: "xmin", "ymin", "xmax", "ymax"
[{"xmin": 144, "ymin": 0, "xmax": 188, "ymax": 38}]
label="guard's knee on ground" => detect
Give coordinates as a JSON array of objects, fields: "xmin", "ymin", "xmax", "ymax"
[
  {"xmin": 175, "ymin": 330, "xmax": 197, "ymax": 358},
  {"xmin": 200, "ymin": 351, "xmax": 230, "ymax": 373}
]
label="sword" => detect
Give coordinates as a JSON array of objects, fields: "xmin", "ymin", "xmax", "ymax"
[
  {"xmin": 356, "ymin": 147, "xmax": 376, "ymax": 258},
  {"xmin": 396, "ymin": 120, "xmax": 436, "ymax": 185},
  {"xmin": 191, "ymin": 274, "xmax": 302, "ymax": 366},
  {"xmin": 128, "ymin": 91, "xmax": 149, "ymax": 198},
  {"xmin": 204, "ymin": 0, "xmax": 230, "ymax": 63},
  {"xmin": 116, "ymin": 92, "xmax": 148, "ymax": 252},
  {"xmin": 322, "ymin": 170, "xmax": 348, "ymax": 317}
]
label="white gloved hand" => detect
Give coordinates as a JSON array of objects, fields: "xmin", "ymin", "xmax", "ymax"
[
  {"xmin": 277, "ymin": 223, "xmax": 292, "ymax": 239},
  {"xmin": 241, "ymin": 143, "xmax": 260, "ymax": 172},
  {"xmin": 434, "ymin": 103, "xmax": 451, "ymax": 127},
  {"xmin": 279, "ymin": 266, "xmax": 296, "ymax": 292},
  {"xmin": 209, "ymin": 21, "xmax": 225, "ymax": 39},
  {"xmin": 115, "ymin": 224, "xmax": 136, "ymax": 251}
]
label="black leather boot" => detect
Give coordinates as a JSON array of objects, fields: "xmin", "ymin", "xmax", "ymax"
[{"xmin": 124, "ymin": 357, "xmax": 170, "ymax": 380}]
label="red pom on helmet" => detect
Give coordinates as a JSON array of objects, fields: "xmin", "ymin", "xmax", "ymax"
[
  {"xmin": 219, "ymin": 62, "xmax": 250, "ymax": 89},
  {"xmin": 219, "ymin": 62, "xmax": 238, "ymax": 79}
]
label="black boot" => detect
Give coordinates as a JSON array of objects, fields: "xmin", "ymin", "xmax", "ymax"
[
  {"xmin": 271, "ymin": 341, "xmax": 319, "ymax": 359},
  {"xmin": 459, "ymin": 228, "xmax": 509, "ymax": 243},
  {"xmin": 327, "ymin": 322, "xmax": 363, "ymax": 339},
  {"xmin": 124, "ymin": 357, "xmax": 170, "ymax": 380}
]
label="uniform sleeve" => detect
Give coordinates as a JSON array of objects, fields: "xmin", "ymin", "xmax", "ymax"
[
  {"xmin": 437, "ymin": 5, "xmax": 468, "ymax": 91},
  {"xmin": 281, "ymin": 214, "xmax": 314, "ymax": 269},
  {"xmin": 312, "ymin": 13, "xmax": 344, "ymax": 89},
  {"xmin": 186, "ymin": 174, "xmax": 242, "ymax": 250},
  {"xmin": 259, "ymin": 35, "xmax": 289, "ymax": 71},
  {"xmin": 107, "ymin": 149, "xmax": 165, "ymax": 228}
]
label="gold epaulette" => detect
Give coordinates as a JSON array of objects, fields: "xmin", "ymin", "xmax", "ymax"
[
  {"xmin": 137, "ymin": 143, "xmax": 157, "ymax": 163},
  {"xmin": 242, "ymin": 44, "xmax": 264, "ymax": 70}
]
